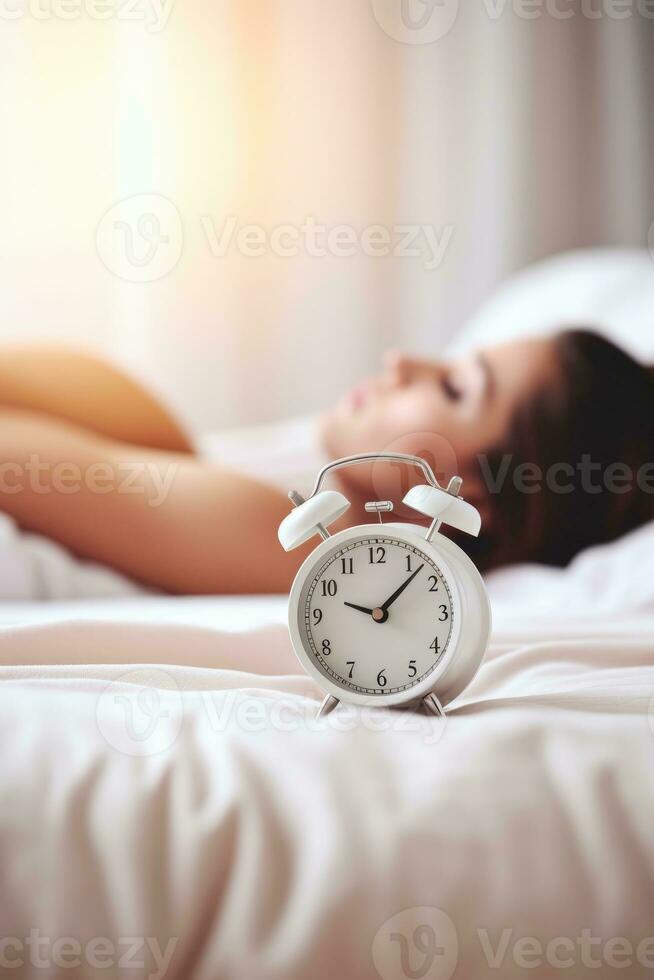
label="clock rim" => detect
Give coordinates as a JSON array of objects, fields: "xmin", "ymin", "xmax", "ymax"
[{"xmin": 287, "ymin": 522, "xmax": 464, "ymax": 708}]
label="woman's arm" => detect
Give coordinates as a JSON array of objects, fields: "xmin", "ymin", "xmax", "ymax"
[
  {"xmin": 0, "ymin": 347, "xmax": 192, "ymax": 453},
  {"xmin": 0, "ymin": 409, "xmax": 307, "ymax": 594}
]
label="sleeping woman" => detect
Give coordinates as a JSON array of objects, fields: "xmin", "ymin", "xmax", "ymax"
[{"xmin": 0, "ymin": 329, "xmax": 651, "ymax": 595}]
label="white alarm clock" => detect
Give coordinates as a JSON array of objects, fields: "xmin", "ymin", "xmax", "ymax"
[{"xmin": 278, "ymin": 453, "xmax": 491, "ymax": 718}]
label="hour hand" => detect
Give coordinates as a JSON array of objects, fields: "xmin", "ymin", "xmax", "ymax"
[{"xmin": 343, "ymin": 601, "xmax": 374, "ymax": 616}]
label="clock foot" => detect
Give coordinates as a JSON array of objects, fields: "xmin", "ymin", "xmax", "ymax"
[
  {"xmin": 422, "ymin": 693, "xmax": 445, "ymax": 718},
  {"xmin": 317, "ymin": 694, "xmax": 340, "ymax": 719}
]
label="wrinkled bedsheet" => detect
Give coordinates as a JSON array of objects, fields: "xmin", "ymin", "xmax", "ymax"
[
  {"xmin": 1, "ymin": 618, "xmax": 654, "ymax": 978},
  {"xmin": 2, "ymin": 522, "xmax": 654, "ymax": 979}
]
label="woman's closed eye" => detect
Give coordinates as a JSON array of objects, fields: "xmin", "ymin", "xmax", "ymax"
[
  {"xmin": 441, "ymin": 373, "xmax": 464, "ymax": 402},
  {"xmin": 440, "ymin": 356, "xmax": 493, "ymax": 405}
]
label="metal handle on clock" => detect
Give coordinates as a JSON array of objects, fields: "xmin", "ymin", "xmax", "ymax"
[{"xmin": 309, "ymin": 452, "xmax": 442, "ymax": 499}]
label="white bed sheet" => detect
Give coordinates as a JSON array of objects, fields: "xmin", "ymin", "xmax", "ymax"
[
  {"xmin": 2, "ymin": 614, "xmax": 654, "ymax": 979},
  {"xmin": 2, "ymin": 523, "xmax": 654, "ymax": 979}
]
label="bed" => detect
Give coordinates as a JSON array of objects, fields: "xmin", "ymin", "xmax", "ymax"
[
  {"xmin": 2, "ymin": 518, "xmax": 654, "ymax": 979},
  {"xmin": 2, "ymin": 249, "xmax": 654, "ymax": 979}
]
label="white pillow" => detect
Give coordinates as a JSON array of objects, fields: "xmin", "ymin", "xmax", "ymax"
[
  {"xmin": 453, "ymin": 247, "xmax": 654, "ymax": 363},
  {"xmin": 486, "ymin": 518, "xmax": 654, "ymax": 616},
  {"xmin": 454, "ymin": 248, "xmax": 654, "ymax": 596}
]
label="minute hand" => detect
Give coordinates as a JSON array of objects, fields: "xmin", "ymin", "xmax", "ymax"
[{"xmin": 380, "ymin": 563, "xmax": 424, "ymax": 613}]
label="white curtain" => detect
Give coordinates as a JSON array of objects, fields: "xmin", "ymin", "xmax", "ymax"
[{"xmin": 1, "ymin": 1, "xmax": 652, "ymax": 430}]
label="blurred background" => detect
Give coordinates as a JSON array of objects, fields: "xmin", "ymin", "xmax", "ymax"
[{"xmin": 1, "ymin": 0, "xmax": 653, "ymax": 430}]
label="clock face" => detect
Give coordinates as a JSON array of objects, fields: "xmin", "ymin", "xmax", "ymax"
[{"xmin": 297, "ymin": 534, "xmax": 456, "ymax": 698}]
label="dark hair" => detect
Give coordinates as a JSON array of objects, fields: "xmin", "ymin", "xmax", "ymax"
[{"xmin": 468, "ymin": 329, "xmax": 654, "ymax": 571}]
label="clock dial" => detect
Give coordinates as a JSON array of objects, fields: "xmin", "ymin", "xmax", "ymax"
[{"xmin": 299, "ymin": 536, "xmax": 455, "ymax": 697}]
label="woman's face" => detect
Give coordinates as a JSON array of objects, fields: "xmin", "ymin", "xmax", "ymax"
[{"xmin": 319, "ymin": 337, "xmax": 558, "ymax": 505}]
